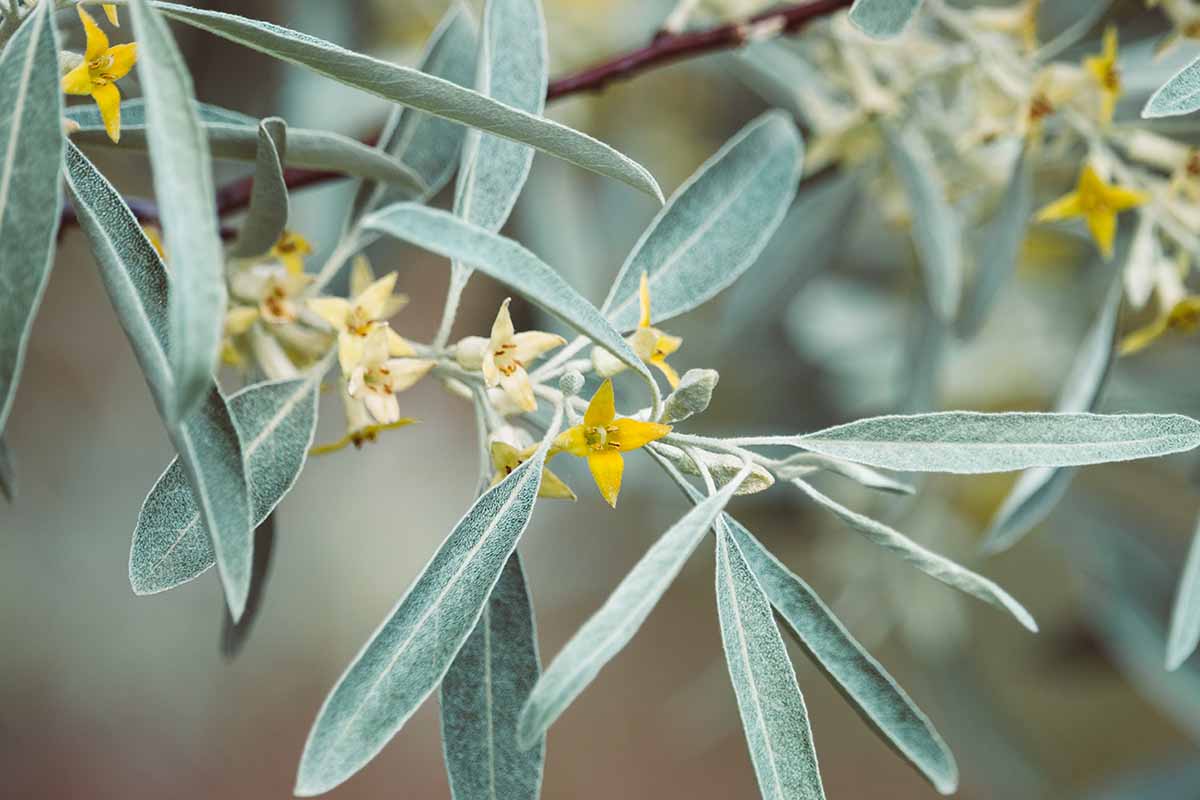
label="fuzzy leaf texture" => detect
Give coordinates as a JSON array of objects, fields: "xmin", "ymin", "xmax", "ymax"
[
  {"xmin": 516, "ymin": 475, "xmax": 745, "ymax": 747},
  {"xmin": 715, "ymin": 524, "xmax": 826, "ymax": 800},
  {"xmin": 602, "ymin": 111, "xmax": 804, "ymax": 332},
  {"xmin": 441, "ymin": 553, "xmax": 544, "ymax": 800},
  {"xmin": 152, "ymin": 2, "xmax": 662, "ymax": 201},
  {"xmin": 1144, "ymin": 54, "xmax": 1200, "ymax": 118},
  {"xmin": 129, "ymin": 376, "xmax": 319, "ymax": 595},
  {"xmin": 62, "ymin": 143, "xmax": 254, "ymax": 620},
  {"xmin": 229, "ymin": 118, "xmax": 289, "ymax": 259},
  {"xmin": 0, "ymin": 2, "xmax": 62, "ymax": 438},
  {"xmin": 295, "ymin": 427, "xmax": 556, "ymax": 796},
  {"xmin": 849, "ymin": 0, "xmax": 922, "ymax": 37}
]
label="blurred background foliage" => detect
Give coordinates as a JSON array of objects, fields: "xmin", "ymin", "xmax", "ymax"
[{"xmin": 7, "ymin": 0, "xmax": 1200, "ymax": 797}]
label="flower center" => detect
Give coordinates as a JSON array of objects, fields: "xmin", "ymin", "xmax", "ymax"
[
  {"xmin": 1101, "ymin": 65, "xmax": 1120, "ymax": 92},
  {"xmin": 584, "ymin": 425, "xmax": 620, "ymax": 452},
  {"xmin": 348, "ymin": 307, "xmax": 374, "ymax": 337},
  {"xmin": 493, "ymin": 342, "xmax": 521, "ymax": 376}
]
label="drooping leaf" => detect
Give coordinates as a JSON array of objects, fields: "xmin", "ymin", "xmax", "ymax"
[
  {"xmin": 441, "ymin": 552, "xmax": 544, "ymax": 800},
  {"xmin": 129, "ymin": 375, "xmax": 320, "ymax": 595},
  {"xmin": 602, "ymin": 112, "xmax": 804, "ymax": 332},
  {"xmin": 1143, "ymin": 55, "xmax": 1200, "ymax": 119},
  {"xmin": 1167, "ymin": 510, "xmax": 1200, "ymax": 670},
  {"xmin": 129, "ymin": 0, "xmax": 225, "ymax": 423},
  {"xmin": 791, "ymin": 479, "xmax": 1038, "ymax": 632},
  {"xmin": 516, "ymin": 474, "xmax": 745, "ymax": 748},
  {"xmin": 295, "ymin": 423, "xmax": 558, "ymax": 797},
  {"xmin": 849, "ymin": 0, "xmax": 922, "ymax": 38},
  {"xmin": 882, "ymin": 123, "xmax": 962, "ymax": 321},
  {"xmin": 981, "ymin": 279, "xmax": 1122, "ymax": 554},
  {"xmin": 63, "ymin": 143, "xmax": 253, "ymax": 620},
  {"xmin": 221, "ymin": 512, "xmax": 278, "ymax": 659},
  {"xmin": 229, "ymin": 118, "xmax": 289, "ymax": 259},
  {"xmin": 67, "ymin": 100, "xmax": 427, "ymax": 193},
  {"xmin": 715, "ymin": 523, "xmax": 826, "ymax": 800},
  {"xmin": 153, "ymin": 2, "xmax": 662, "ymax": 200},
  {"xmin": 0, "ymin": 2, "xmax": 62, "ymax": 438}
]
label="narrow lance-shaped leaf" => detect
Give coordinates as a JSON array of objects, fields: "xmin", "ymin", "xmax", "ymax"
[
  {"xmin": 221, "ymin": 512, "xmax": 278, "ymax": 659},
  {"xmin": 441, "ymin": 552, "xmax": 544, "ymax": 800},
  {"xmin": 153, "ymin": 2, "xmax": 663, "ymax": 201},
  {"xmin": 981, "ymin": 278, "xmax": 1122, "ymax": 554},
  {"xmin": 0, "ymin": 2, "xmax": 63, "ymax": 437},
  {"xmin": 849, "ymin": 0, "xmax": 922, "ymax": 38},
  {"xmin": 1167, "ymin": 510, "xmax": 1200, "ymax": 670},
  {"xmin": 883, "ymin": 123, "xmax": 962, "ymax": 322},
  {"xmin": 229, "ymin": 118, "xmax": 289, "ymax": 259},
  {"xmin": 63, "ymin": 142, "xmax": 254, "ymax": 620},
  {"xmin": 1143, "ymin": 55, "xmax": 1200, "ymax": 119},
  {"xmin": 130, "ymin": 0, "xmax": 226, "ymax": 423},
  {"xmin": 791, "ymin": 478, "xmax": 1038, "ymax": 632},
  {"xmin": 715, "ymin": 523, "xmax": 826, "ymax": 800},
  {"xmin": 129, "ymin": 374, "xmax": 321, "ymax": 595},
  {"xmin": 602, "ymin": 111, "xmax": 804, "ymax": 332},
  {"xmin": 68, "ymin": 99, "xmax": 427, "ymax": 193},
  {"xmin": 516, "ymin": 471, "xmax": 747, "ymax": 748},
  {"xmin": 295, "ymin": 413, "xmax": 561, "ymax": 797}
]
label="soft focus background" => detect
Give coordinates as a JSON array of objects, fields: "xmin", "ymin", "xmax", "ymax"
[{"xmin": 5, "ymin": 1, "xmax": 1200, "ymax": 798}]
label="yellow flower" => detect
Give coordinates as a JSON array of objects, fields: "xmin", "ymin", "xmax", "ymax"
[
  {"xmin": 553, "ymin": 379, "xmax": 671, "ymax": 507},
  {"xmin": 220, "ymin": 306, "xmax": 259, "ymax": 367},
  {"xmin": 1084, "ymin": 25, "xmax": 1121, "ymax": 124},
  {"xmin": 490, "ymin": 441, "xmax": 576, "ymax": 500},
  {"xmin": 271, "ymin": 231, "xmax": 314, "ymax": 276},
  {"xmin": 311, "ymin": 381, "xmax": 416, "ymax": 456},
  {"xmin": 62, "ymin": 6, "xmax": 137, "ymax": 144},
  {"xmin": 1120, "ymin": 297, "xmax": 1200, "ymax": 355},
  {"xmin": 455, "ymin": 299, "xmax": 565, "ymax": 413},
  {"xmin": 593, "ymin": 273, "xmax": 684, "ymax": 388},
  {"xmin": 307, "ymin": 263, "xmax": 411, "ymax": 373},
  {"xmin": 1035, "ymin": 164, "xmax": 1146, "ymax": 257},
  {"xmin": 102, "ymin": 4, "xmax": 120, "ymax": 26},
  {"xmin": 345, "ymin": 328, "xmax": 434, "ymax": 425},
  {"xmin": 229, "ymin": 264, "xmax": 313, "ymax": 325}
]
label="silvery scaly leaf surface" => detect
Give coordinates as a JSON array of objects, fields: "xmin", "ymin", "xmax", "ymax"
[
  {"xmin": 295, "ymin": 419, "xmax": 558, "ymax": 797},
  {"xmin": 1167, "ymin": 510, "xmax": 1200, "ymax": 670},
  {"xmin": 0, "ymin": 2, "xmax": 61, "ymax": 438},
  {"xmin": 516, "ymin": 475, "xmax": 745, "ymax": 748},
  {"xmin": 849, "ymin": 0, "xmax": 922, "ymax": 38},
  {"xmin": 229, "ymin": 118, "xmax": 289, "ymax": 259},
  {"xmin": 129, "ymin": 375, "xmax": 319, "ymax": 595},
  {"xmin": 361, "ymin": 203, "xmax": 653, "ymax": 391},
  {"xmin": 129, "ymin": 0, "xmax": 225, "ymax": 424},
  {"xmin": 1144, "ymin": 55, "xmax": 1200, "ymax": 118},
  {"xmin": 221, "ymin": 512, "xmax": 277, "ymax": 659},
  {"xmin": 63, "ymin": 143, "xmax": 253, "ymax": 621},
  {"xmin": 882, "ymin": 123, "xmax": 962, "ymax": 322},
  {"xmin": 152, "ymin": 2, "xmax": 662, "ymax": 201},
  {"xmin": 780, "ymin": 412, "xmax": 1200, "ymax": 473},
  {"xmin": 789, "ymin": 478, "xmax": 1038, "ymax": 631},
  {"xmin": 441, "ymin": 552, "xmax": 544, "ymax": 800},
  {"xmin": 715, "ymin": 523, "xmax": 826, "ymax": 800},
  {"xmin": 658, "ymin": 455, "xmax": 957, "ymax": 794},
  {"xmin": 981, "ymin": 279, "xmax": 1122, "ymax": 555},
  {"xmin": 67, "ymin": 100, "xmax": 427, "ymax": 193},
  {"xmin": 601, "ymin": 111, "xmax": 804, "ymax": 332}
]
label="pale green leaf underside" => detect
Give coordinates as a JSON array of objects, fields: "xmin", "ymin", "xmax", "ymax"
[
  {"xmin": 603, "ymin": 111, "xmax": 804, "ymax": 332},
  {"xmin": 295, "ymin": 437, "xmax": 553, "ymax": 796},
  {"xmin": 849, "ymin": 0, "xmax": 922, "ymax": 38},
  {"xmin": 229, "ymin": 118, "xmax": 289, "ymax": 259},
  {"xmin": 1167, "ymin": 511, "xmax": 1200, "ymax": 670},
  {"xmin": 153, "ymin": 2, "xmax": 663, "ymax": 201},
  {"xmin": 1143, "ymin": 55, "xmax": 1200, "ymax": 118},
  {"xmin": 130, "ymin": 376, "xmax": 319, "ymax": 595},
  {"xmin": 0, "ymin": 3, "xmax": 62, "ymax": 438}
]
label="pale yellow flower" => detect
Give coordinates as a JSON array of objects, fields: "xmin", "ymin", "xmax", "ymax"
[
  {"xmin": 593, "ymin": 273, "xmax": 683, "ymax": 388},
  {"xmin": 230, "ymin": 264, "xmax": 313, "ymax": 325},
  {"xmin": 1084, "ymin": 25, "xmax": 1121, "ymax": 124},
  {"xmin": 490, "ymin": 440, "xmax": 576, "ymax": 500},
  {"xmin": 346, "ymin": 328, "xmax": 434, "ymax": 425},
  {"xmin": 455, "ymin": 299, "xmax": 565, "ymax": 412},
  {"xmin": 62, "ymin": 6, "xmax": 137, "ymax": 144},
  {"xmin": 271, "ymin": 231, "xmax": 314, "ymax": 276},
  {"xmin": 307, "ymin": 265, "xmax": 412, "ymax": 374}
]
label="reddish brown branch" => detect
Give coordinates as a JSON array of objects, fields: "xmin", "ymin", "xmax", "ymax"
[{"xmin": 59, "ymin": 0, "xmax": 849, "ymax": 236}]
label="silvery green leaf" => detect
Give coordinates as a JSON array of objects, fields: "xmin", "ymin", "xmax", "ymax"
[
  {"xmin": 1143, "ymin": 55, "xmax": 1200, "ymax": 118},
  {"xmin": 1167, "ymin": 510, "xmax": 1200, "ymax": 670},
  {"xmin": 981, "ymin": 279, "xmax": 1122, "ymax": 554},
  {"xmin": 601, "ymin": 111, "xmax": 803, "ymax": 331},
  {"xmin": 649, "ymin": 442, "xmax": 774, "ymax": 495},
  {"xmin": 773, "ymin": 453, "xmax": 914, "ymax": 496},
  {"xmin": 295, "ymin": 424, "xmax": 557, "ymax": 796},
  {"xmin": 960, "ymin": 144, "xmax": 1033, "ymax": 337},
  {"xmin": 67, "ymin": 100, "xmax": 427, "ymax": 193},
  {"xmin": 154, "ymin": 2, "xmax": 662, "ymax": 200},
  {"xmin": 882, "ymin": 123, "xmax": 962, "ymax": 321},
  {"xmin": 661, "ymin": 368, "xmax": 719, "ymax": 424},
  {"xmin": 221, "ymin": 512, "xmax": 277, "ymax": 659},
  {"xmin": 782, "ymin": 412, "xmax": 1200, "ymax": 473},
  {"xmin": 849, "ymin": 0, "xmax": 922, "ymax": 38},
  {"xmin": 362, "ymin": 203, "xmax": 653, "ymax": 392},
  {"xmin": 0, "ymin": 435, "xmax": 14, "ymax": 503},
  {"xmin": 229, "ymin": 118, "xmax": 289, "ymax": 259},
  {"xmin": 129, "ymin": 375, "xmax": 320, "ymax": 595},
  {"xmin": 63, "ymin": 142, "xmax": 254, "ymax": 621},
  {"xmin": 715, "ymin": 524, "xmax": 826, "ymax": 800},
  {"xmin": 130, "ymin": 0, "xmax": 225, "ymax": 423},
  {"xmin": 791, "ymin": 479, "xmax": 1038, "ymax": 632},
  {"xmin": 0, "ymin": 2, "xmax": 62, "ymax": 438},
  {"xmin": 516, "ymin": 475, "xmax": 745, "ymax": 747},
  {"xmin": 441, "ymin": 552, "xmax": 544, "ymax": 800}
]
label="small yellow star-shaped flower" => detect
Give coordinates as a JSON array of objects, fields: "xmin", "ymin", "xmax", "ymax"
[
  {"xmin": 307, "ymin": 261, "xmax": 411, "ymax": 374},
  {"xmin": 1035, "ymin": 164, "xmax": 1146, "ymax": 257},
  {"xmin": 553, "ymin": 379, "xmax": 671, "ymax": 507},
  {"xmin": 490, "ymin": 440, "xmax": 576, "ymax": 500},
  {"xmin": 455, "ymin": 299, "xmax": 565, "ymax": 413},
  {"xmin": 345, "ymin": 328, "xmax": 434, "ymax": 425},
  {"xmin": 61, "ymin": 6, "xmax": 137, "ymax": 144},
  {"xmin": 270, "ymin": 231, "xmax": 314, "ymax": 276},
  {"xmin": 1084, "ymin": 25, "xmax": 1121, "ymax": 124},
  {"xmin": 1120, "ymin": 297, "xmax": 1200, "ymax": 356},
  {"xmin": 593, "ymin": 273, "xmax": 684, "ymax": 388}
]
